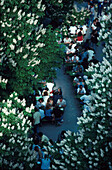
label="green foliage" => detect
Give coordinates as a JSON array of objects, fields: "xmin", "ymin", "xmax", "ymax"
[
  {"xmin": 0, "ymin": 0, "xmax": 64, "ymax": 101},
  {"xmin": 0, "ymin": 92, "xmax": 36, "ymax": 170}
]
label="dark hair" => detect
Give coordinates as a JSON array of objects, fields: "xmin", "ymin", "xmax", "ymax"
[
  {"xmin": 38, "ymin": 132, "xmax": 43, "ymax": 137},
  {"xmin": 43, "ymin": 91, "xmax": 48, "ymax": 96},
  {"xmin": 34, "ymin": 146, "xmax": 39, "ymax": 152},
  {"xmin": 35, "ymin": 107, "xmax": 39, "ymax": 112},
  {"xmin": 78, "ymin": 31, "xmax": 82, "ymax": 37},
  {"xmin": 38, "ymin": 98, "xmax": 44, "ymax": 102}
]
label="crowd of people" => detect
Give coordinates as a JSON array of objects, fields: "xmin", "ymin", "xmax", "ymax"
[{"xmin": 30, "ymin": 1, "xmax": 110, "ymax": 169}]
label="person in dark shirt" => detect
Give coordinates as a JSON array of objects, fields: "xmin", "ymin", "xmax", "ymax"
[
  {"xmin": 90, "ymin": 56, "xmax": 99, "ymax": 64},
  {"xmin": 95, "ymin": 18, "xmax": 101, "ymax": 32}
]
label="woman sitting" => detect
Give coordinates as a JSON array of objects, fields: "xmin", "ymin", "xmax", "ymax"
[
  {"xmin": 75, "ymin": 31, "xmax": 84, "ymax": 44},
  {"xmin": 45, "ymin": 104, "xmax": 55, "ymax": 121}
]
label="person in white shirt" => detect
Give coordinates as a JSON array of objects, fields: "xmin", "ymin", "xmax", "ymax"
[
  {"xmin": 82, "ymin": 25, "xmax": 87, "ymax": 35},
  {"xmin": 87, "ymin": 48, "xmax": 95, "ymax": 61},
  {"xmin": 64, "ymin": 37, "xmax": 72, "ymax": 44},
  {"xmin": 57, "ymin": 97, "xmax": 66, "ymax": 108},
  {"xmin": 36, "ymin": 98, "xmax": 46, "ymax": 109},
  {"xmin": 101, "ymin": 12, "xmax": 109, "ymax": 21},
  {"xmin": 38, "ymin": 132, "xmax": 49, "ymax": 143},
  {"xmin": 66, "ymin": 45, "xmax": 75, "ymax": 55},
  {"xmin": 33, "ymin": 108, "xmax": 41, "ymax": 133},
  {"xmin": 91, "ymin": 20, "xmax": 97, "ymax": 30},
  {"xmin": 80, "ymin": 94, "xmax": 92, "ymax": 104},
  {"xmin": 77, "ymin": 85, "xmax": 86, "ymax": 95},
  {"xmin": 69, "ymin": 25, "xmax": 77, "ymax": 35},
  {"xmin": 72, "ymin": 54, "xmax": 79, "ymax": 63}
]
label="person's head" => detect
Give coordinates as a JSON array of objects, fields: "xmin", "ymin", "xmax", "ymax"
[
  {"xmin": 79, "ymin": 68, "xmax": 82, "ymax": 72},
  {"xmin": 80, "ymin": 85, "xmax": 83, "ymax": 89},
  {"xmin": 38, "ymin": 132, "xmax": 43, "ymax": 137},
  {"xmin": 105, "ymin": 12, "xmax": 108, "ymax": 16},
  {"xmin": 46, "ymin": 104, "xmax": 51, "ymax": 110},
  {"xmin": 43, "ymin": 91, "xmax": 48, "ymax": 96},
  {"xmin": 38, "ymin": 98, "xmax": 44, "ymax": 103},
  {"xmin": 93, "ymin": 19, "xmax": 96, "ymax": 24},
  {"xmin": 58, "ymin": 87, "xmax": 62, "ymax": 92},
  {"xmin": 78, "ymin": 62, "xmax": 81, "ymax": 67},
  {"xmin": 92, "ymin": 56, "xmax": 95, "ymax": 59},
  {"xmin": 61, "ymin": 130, "xmax": 66, "ymax": 138},
  {"xmin": 35, "ymin": 107, "xmax": 39, "ymax": 112},
  {"xmin": 49, "ymin": 139, "xmax": 54, "ymax": 145},
  {"xmin": 95, "ymin": 18, "xmax": 98, "ymax": 22},
  {"xmin": 78, "ymin": 31, "xmax": 82, "ymax": 37},
  {"xmin": 34, "ymin": 146, "xmax": 39, "ymax": 152},
  {"xmin": 90, "ymin": 3, "xmax": 94, "ymax": 8},
  {"xmin": 59, "ymin": 96, "xmax": 63, "ymax": 102},
  {"xmin": 79, "ymin": 76, "xmax": 82, "ymax": 81}
]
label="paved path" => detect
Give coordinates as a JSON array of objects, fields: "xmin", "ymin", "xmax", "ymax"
[{"xmin": 39, "ymin": 66, "xmax": 82, "ymax": 142}]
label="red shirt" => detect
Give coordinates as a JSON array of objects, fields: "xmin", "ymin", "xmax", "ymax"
[{"xmin": 77, "ymin": 35, "xmax": 83, "ymax": 41}]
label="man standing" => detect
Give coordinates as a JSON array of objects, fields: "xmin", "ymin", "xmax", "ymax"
[
  {"xmin": 97, "ymin": 0, "xmax": 104, "ymax": 17},
  {"xmin": 33, "ymin": 107, "xmax": 41, "ymax": 133},
  {"xmin": 90, "ymin": 4, "xmax": 95, "ymax": 23}
]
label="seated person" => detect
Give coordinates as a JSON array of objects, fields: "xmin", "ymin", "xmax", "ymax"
[
  {"xmin": 46, "ymin": 82, "xmax": 54, "ymax": 94},
  {"xmin": 73, "ymin": 63, "xmax": 84, "ymax": 73},
  {"xmin": 33, "ymin": 146, "xmax": 42, "ymax": 164},
  {"xmin": 91, "ymin": 19, "xmax": 97, "ymax": 31},
  {"xmin": 69, "ymin": 24, "xmax": 77, "ymax": 36},
  {"xmin": 65, "ymin": 56, "xmax": 72, "ymax": 63},
  {"xmin": 57, "ymin": 87, "xmax": 62, "ymax": 96},
  {"xmin": 75, "ymin": 31, "xmax": 84, "ymax": 43},
  {"xmin": 89, "ymin": 56, "xmax": 99, "ymax": 64},
  {"xmin": 82, "ymin": 24, "xmax": 87, "ymax": 35},
  {"xmin": 101, "ymin": 12, "xmax": 109, "ymax": 21},
  {"xmin": 63, "ymin": 36, "xmax": 72, "ymax": 44},
  {"xmin": 75, "ymin": 68, "xmax": 84, "ymax": 78},
  {"xmin": 53, "ymin": 105, "xmax": 64, "ymax": 125},
  {"xmin": 71, "ymin": 54, "xmax": 79, "ymax": 63},
  {"xmin": 80, "ymin": 50, "xmax": 88, "ymax": 63},
  {"xmin": 73, "ymin": 75, "xmax": 80, "ymax": 84},
  {"xmin": 56, "ymin": 96, "xmax": 66, "ymax": 109},
  {"xmin": 66, "ymin": 44, "xmax": 76, "ymax": 55},
  {"xmin": 45, "ymin": 104, "xmax": 55, "ymax": 122},
  {"xmin": 80, "ymin": 94, "xmax": 92, "ymax": 105},
  {"xmin": 77, "ymin": 76, "xmax": 85, "ymax": 88},
  {"xmin": 95, "ymin": 18, "xmax": 101, "ymax": 32},
  {"xmin": 77, "ymin": 85, "xmax": 86, "ymax": 95},
  {"xmin": 87, "ymin": 47, "xmax": 95, "ymax": 61},
  {"xmin": 81, "ymin": 57, "xmax": 89, "ymax": 70},
  {"xmin": 42, "ymin": 91, "xmax": 49, "ymax": 105},
  {"xmin": 38, "ymin": 132, "xmax": 49, "ymax": 144},
  {"xmin": 36, "ymin": 98, "xmax": 45, "ymax": 110}
]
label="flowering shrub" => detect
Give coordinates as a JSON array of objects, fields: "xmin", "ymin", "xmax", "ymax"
[
  {"xmin": 45, "ymin": 56, "xmax": 112, "ymax": 169},
  {"xmin": 0, "ymin": 92, "xmax": 37, "ymax": 169},
  {"xmin": 0, "ymin": 0, "xmax": 64, "ymax": 100}
]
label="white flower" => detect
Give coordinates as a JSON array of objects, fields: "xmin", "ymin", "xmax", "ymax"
[
  {"xmin": 10, "ymin": 44, "xmax": 15, "ymax": 50},
  {"xmin": 21, "ymin": 0, "xmax": 25, "ymax": 3},
  {"xmin": 13, "ymin": 39, "xmax": 17, "ymax": 44},
  {"xmin": 23, "ymin": 54, "xmax": 28, "ymax": 59},
  {"xmin": 0, "ymin": 132, "xmax": 3, "ymax": 137},
  {"xmin": 34, "ymin": 20, "xmax": 38, "ymax": 25},
  {"xmin": 13, "ymin": 6, "xmax": 17, "ymax": 12},
  {"xmin": 17, "ymin": 35, "xmax": 21, "ymax": 40}
]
